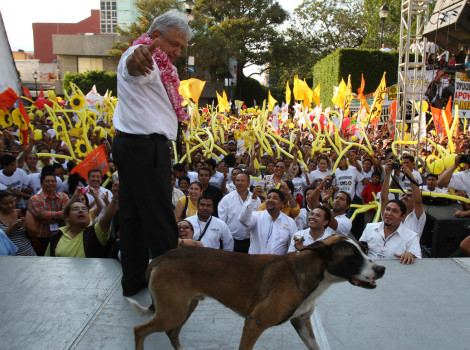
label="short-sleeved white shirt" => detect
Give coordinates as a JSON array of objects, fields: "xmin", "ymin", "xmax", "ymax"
[{"xmin": 287, "ymin": 228, "xmax": 331, "ymax": 252}]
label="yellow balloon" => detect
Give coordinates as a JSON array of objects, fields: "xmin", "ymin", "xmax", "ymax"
[
  {"xmin": 94, "ymin": 126, "xmax": 106, "ymax": 138},
  {"xmin": 427, "ymin": 158, "xmax": 444, "ymax": 175},
  {"xmin": 34, "ymin": 129, "xmax": 43, "ymax": 141},
  {"xmin": 444, "ymin": 154, "xmax": 457, "ymax": 169},
  {"xmin": 351, "ymin": 136, "xmax": 358, "ymax": 141},
  {"xmin": 28, "ymin": 112, "xmax": 35, "ymax": 120}
]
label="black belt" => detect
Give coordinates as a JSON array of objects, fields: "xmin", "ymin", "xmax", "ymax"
[{"xmin": 115, "ymin": 130, "xmax": 167, "ymax": 141}]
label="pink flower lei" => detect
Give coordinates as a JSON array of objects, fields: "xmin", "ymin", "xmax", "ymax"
[{"xmin": 132, "ymin": 33, "xmax": 188, "ymax": 122}]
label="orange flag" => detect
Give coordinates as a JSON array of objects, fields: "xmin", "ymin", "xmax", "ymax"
[
  {"xmin": 388, "ymin": 100, "xmax": 397, "ymax": 137},
  {"xmin": 38, "ymin": 86, "xmax": 45, "ymax": 99},
  {"xmin": 22, "ymin": 86, "xmax": 32, "ymax": 99},
  {"xmin": 71, "ymin": 145, "xmax": 109, "ymax": 180}
]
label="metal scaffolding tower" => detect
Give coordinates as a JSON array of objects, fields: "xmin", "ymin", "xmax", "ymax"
[{"xmin": 395, "ymin": 0, "xmax": 431, "ymax": 156}]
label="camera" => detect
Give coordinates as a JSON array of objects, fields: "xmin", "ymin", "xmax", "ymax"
[
  {"xmin": 459, "ymin": 154, "xmax": 470, "ymax": 165},
  {"xmin": 80, "ymin": 188, "xmax": 88, "ymax": 194},
  {"xmin": 391, "ymin": 161, "xmax": 401, "ymax": 170}
]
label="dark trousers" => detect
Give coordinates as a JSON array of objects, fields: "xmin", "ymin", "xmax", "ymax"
[
  {"xmin": 233, "ymin": 238, "xmax": 250, "ymax": 253},
  {"xmin": 36, "ymin": 237, "xmax": 51, "ymax": 256},
  {"xmin": 113, "ymin": 134, "xmax": 178, "ymax": 294}
]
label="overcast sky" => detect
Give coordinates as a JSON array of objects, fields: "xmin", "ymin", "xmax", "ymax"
[{"xmin": 1, "ymin": 0, "xmax": 303, "ymax": 52}]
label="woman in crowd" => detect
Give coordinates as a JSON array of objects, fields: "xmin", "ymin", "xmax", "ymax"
[
  {"xmin": 174, "ymin": 181, "xmax": 203, "ymax": 221},
  {"xmin": 176, "ymin": 219, "xmax": 203, "ymax": 247},
  {"xmin": 0, "ymin": 190, "xmax": 37, "ymax": 256},
  {"xmin": 178, "ymin": 176, "xmax": 191, "ymax": 196}
]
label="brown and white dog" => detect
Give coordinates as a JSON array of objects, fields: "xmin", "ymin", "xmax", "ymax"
[{"xmin": 127, "ymin": 235, "xmax": 385, "ymax": 350}]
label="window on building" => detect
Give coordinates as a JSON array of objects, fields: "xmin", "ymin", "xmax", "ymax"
[{"xmin": 78, "ymin": 57, "xmax": 103, "ymax": 73}]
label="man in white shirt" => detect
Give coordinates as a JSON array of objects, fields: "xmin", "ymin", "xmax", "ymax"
[
  {"xmin": 111, "ymin": 10, "xmax": 192, "ymax": 297},
  {"xmin": 218, "ymin": 172, "xmax": 261, "ymax": 252},
  {"xmin": 317, "ymin": 178, "xmax": 353, "ymax": 236},
  {"xmin": 288, "ymin": 205, "xmax": 332, "ymax": 252},
  {"xmin": 85, "ymin": 169, "xmax": 113, "ymax": 224},
  {"xmin": 239, "ymin": 187, "xmax": 297, "ymax": 255},
  {"xmin": 186, "ymin": 194, "xmax": 234, "ymax": 251},
  {"xmin": 381, "ymin": 160, "xmax": 425, "ymax": 238},
  {"xmin": 360, "ymin": 200, "xmax": 422, "ymax": 264},
  {"xmin": 396, "ymin": 155, "xmax": 422, "ymax": 191},
  {"xmin": 333, "ymin": 156, "xmax": 364, "ymax": 200},
  {"xmin": 437, "ymin": 154, "xmax": 470, "ymax": 196},
  {"xmin": 421, "ymin": 174, "xmax": 448, "ymax": 194},
  {"xmin": 204, "ymin": 158, "xmax": 225, "ymax": 188},
  {"xmin": 0, "ymin": 154, "xmax": 31, "ymax": 208}
]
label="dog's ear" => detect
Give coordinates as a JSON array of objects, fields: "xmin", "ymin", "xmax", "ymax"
[{"xmin": 301, "ymin": 241, "xmax": 330, "ymax": 258}]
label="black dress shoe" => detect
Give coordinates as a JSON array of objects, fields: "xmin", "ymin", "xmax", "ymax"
[{"xmin": 122, "ymin": 280, "xmax": 148, "ymax": 297}]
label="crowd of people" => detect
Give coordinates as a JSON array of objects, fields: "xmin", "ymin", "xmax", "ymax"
[{"xmin": 1, "ymin": 10, "xmax": 470, "ymax": 299}]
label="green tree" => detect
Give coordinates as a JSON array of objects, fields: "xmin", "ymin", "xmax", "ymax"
[
  {"xmin": 193, "ymin": 0, "xmax": 288, "ymax": 97},
  {"xmin": 107, "ymin": 0, "xmax": 182, "ymax": 57},
  {"xmin": 293, "ymin": 0, "xmax": 365, "ymax": 53}
]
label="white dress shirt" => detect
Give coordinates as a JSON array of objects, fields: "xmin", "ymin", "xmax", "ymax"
[
  {"xmin": 86, "ymin": 186, "xmax": 113, "ymax": 223},
  {"xmin": 113, "ymin": 45, "xmax": 178, "ymax": 140},
  {"xmin": 239, "ymin": 197, "xmax": 298, "ymax": 255},
  {"xmin": 325, "ymin": 213, "xmax": 352, "ymax": 236},
  {"xmin": 448, "ymin": 170, "xmax": 470, "ymax": 195},
  {"xmin": 359, "ymin": 222, "xmax": 422, "ymax": 260},
  {"xmin": 186, "ymin": 215, "xmax": 234, "ymax": 251},
  {"xmin": 218, "ymin": 190, "xmax": 260, "ymax": 240},
  {"xmin": 403, "ymin": 209, "xmax": 426, "ymax": 238},
  {"xmin": 287, "ymin": 228, "xmax": 331, "ymax": 252}
]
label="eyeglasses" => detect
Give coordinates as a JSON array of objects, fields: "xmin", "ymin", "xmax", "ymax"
[
  {"xmin": 70, "ymin": 206, "xmax": 89, "ymax": 212},
  {"xmin": 178, "ymin": 225, "xmax": 191, "ymax": 231},
  {"xmin": 275, "ymin": 165, "xmax": 285, "ymax": 169}
]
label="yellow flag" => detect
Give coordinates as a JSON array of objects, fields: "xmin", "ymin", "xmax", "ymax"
[
  {"xmin": 293, "ymin": 75, "xmax": 307, "ymax": 101},
  {"xmin": 179, "ymin": 78, "xmax": 206, "ymax": 104},
  {"xmin": 189, "ymin": 78, "xmax": 206, "ymax": 104},
  {"xmin": 344, "ymin": 75, "xmax": 353, "ymax": 117},
  {"xmin": 285, "ymin": 80, "xmax": 291, "ymax": 106},
  {"xmin": 332, "ymin": 78, "xmax": 347, "ymax": 107},
  {"xmin": 302, "ymin": 89, "xmax": 311, "ymax": 109},
  {"xmin": 268, "ymin": 90, "xmax": 277, "ymax": 111},
  {"xmin": 217, "ymin": 91, "xmax": 227, "ymax": 113},
  {"xmin": 361, "ymin": 72, "xmax": 387, "ymax": 125},
  {"xmin": 178, "ymin": 80, "xmax": 192, "ymax": 100},
  {"xmin": 69, "ymin": 127, "xmax": 86, "ymax": 140},
  {"xmin": 313, "ymin": 82, "xmax": 321, "ymax": 106}
]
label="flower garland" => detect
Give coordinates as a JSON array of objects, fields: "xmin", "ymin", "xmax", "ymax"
[{"xmin": 132, "ymin": 33, "xmax": 188, "ymax": 122}]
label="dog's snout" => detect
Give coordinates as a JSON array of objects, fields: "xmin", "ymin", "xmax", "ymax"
[{"xmin": 373, "ymin": 265, "xmax": 386, "ymax": 277}]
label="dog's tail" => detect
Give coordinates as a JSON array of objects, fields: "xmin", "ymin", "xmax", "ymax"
[{"xmin": 126, "ymin": 297, "xmax": 155, "ymax": 317}]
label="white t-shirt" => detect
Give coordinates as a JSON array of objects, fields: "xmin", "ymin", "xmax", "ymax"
[
  {"xmin": 287, "ymin": 228, "xmax": 331, "ymax": 252},
  {"xmin": 421, "ymin": 185, "xmax": 448, "ymax": 195},
  {"xmin": 356, "ymin": 168, "xmax": 374, "ymax": 198},
  {"xmin": 209, "ymin": 171, "xmax": 225, "ymax": 188},
  {"xmin": 333, "ymin": 166, "xmax": 364, "ymax": 199},
  {"xmin": 186, "ymin": 215, "xmax": 234, "ymax": 251},
  {"xmin": 397, "ymin": 170, "xmax": 423, "ymax": 191},
  {"xmin": 308, "ymin": 169, "xmax": 331, "ymax": 186},
  {"xmin": 359, "ymin": 222, "xmax": 422, "ymax": 259},
  {"xmin": 0, "ymin": 168, "xmax": 29, "ymax": 207},
  {"xmin": 292, "ymin": 176, "xmax": 308, "ymax": 204}
]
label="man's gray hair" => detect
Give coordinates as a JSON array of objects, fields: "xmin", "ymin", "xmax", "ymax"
[{"xmin": 147, "ymin": 9, "xmax": 192, "ymax": 42}]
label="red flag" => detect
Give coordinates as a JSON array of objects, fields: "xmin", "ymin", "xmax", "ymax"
[
  {"xmin": 18, "ymin": 100, "xmax": 30, "ymax": 146},
  {"xmin": 38, "ymin": 86, "xmax": 45, "ymax": 99},
  {"xmin": 22, "ymin": 86, "xmax": 32, "ymax": 99},
  {"xmin": 0, "ymin": 88, "xmax": 18, "ymax": 111},
  {"xmin": 71, "ymin": 145, "xmax": 109, "ymax": 179}
]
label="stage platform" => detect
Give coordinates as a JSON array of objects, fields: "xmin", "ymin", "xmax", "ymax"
[{"xmin": 0, "ymin": 256, "xmax": 469, "ymax": 350}]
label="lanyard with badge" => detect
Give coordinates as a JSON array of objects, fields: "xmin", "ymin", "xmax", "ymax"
[
  {"xmin": 377, "ymin": 231, "xmax": 398, "ymax": 259},
  {"xmin": 197, "ymin": 216, "xmax": 213, "ymax": 242}
]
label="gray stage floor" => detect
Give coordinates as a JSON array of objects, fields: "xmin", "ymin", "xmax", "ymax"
[{"xmin": 0, "ymin": 256, "xmax": 469, "ymax": 350}]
